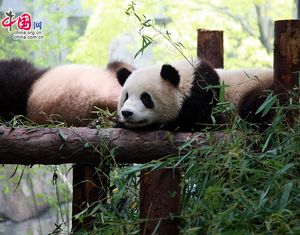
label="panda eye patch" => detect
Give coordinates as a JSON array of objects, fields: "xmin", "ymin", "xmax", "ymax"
[
  {"xmin": 124, "ymin": 92, "xmax": 129, "ymax": 102},
  {"xmin": 141, "ymin": 92, "xmax": 154, "ymax": 109}
]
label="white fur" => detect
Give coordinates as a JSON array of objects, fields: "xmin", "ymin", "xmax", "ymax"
[
  {"xmin": 118, "ymin": 59, "xmax": 199, "ymax": 128},
  {"xmin": 216, "ymin": 68, "xmax": 274, "ymax": 106},
  {"xmin": 27, "ymin": 64, "xmax": 121, "ymax": 125},
  {"xmin": 118, "ymin": 60, "xmax": 274, "ymax": 128}
]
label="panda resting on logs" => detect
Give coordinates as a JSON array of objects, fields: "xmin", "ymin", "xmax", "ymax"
[
  {"xmin": 116, "ymin": 58, "xmax": 273, "ymax": 131},
  {"xmin": 0, "ymin": 58, "xmax": 134, "ymax": 126},
  {"xmin": 0, "ymin": 57, "xmax": 273, "ymax": 130}
]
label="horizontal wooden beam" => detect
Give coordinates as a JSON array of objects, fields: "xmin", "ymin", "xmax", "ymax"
[{"xmin": 0, "ymin": 127, "xmax": 225, "ymax": 165}]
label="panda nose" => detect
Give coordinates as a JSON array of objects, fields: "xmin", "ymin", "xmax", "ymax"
[{"xmin": 122, "ymin": 110, "xmax": 133, "ymax": 118}]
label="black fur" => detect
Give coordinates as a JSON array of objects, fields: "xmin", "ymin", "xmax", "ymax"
[
  {"xmin": 160, "ymin": 64, "xmax": 180, "ymax": 86},
  {"xmin": 106, "ymin": 60, "xmax": 135, "ymax": 74},
  {"xmin": 170, "ymin": 60, "xmax": 220, "ymax": 131},
  {"xmin": 0, "ymin": 58, "xmax": 46, "ymax": 120},
  {"xmin": 116, "ymin": 68, "xmax": 132, "ymax": 86},
  {"xmin": 116, "ymin": 60, "xmax": 221, "ymax": 132},
  {"xmin": 141, "ymin": 92, "xmax": 154, "ymax": 109},
  {"xmin": 238, "ymin": 84, "xmax": 275, "ymax": 130}
]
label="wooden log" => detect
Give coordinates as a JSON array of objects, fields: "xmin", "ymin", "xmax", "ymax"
[
  {"xmin": 0, "ymin": 127, "xmax": 226, "ymax": 165},
  {"xmin": 274, "ymin": 20, "xmax": 300, "ymax": 92},
  {"xmin": 197, "ymin": 29, "xmax": 224, "ymax": 68},
  {"xmin": 140, "ymin": 168, "xmax": 181, "ymax": 235}
]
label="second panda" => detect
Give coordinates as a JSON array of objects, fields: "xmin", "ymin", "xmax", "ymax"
[{"xmin": 0, "ymin": 58, "xmax": 134, "ymax": 126}]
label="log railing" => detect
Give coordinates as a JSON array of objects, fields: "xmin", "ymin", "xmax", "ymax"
[
  {"xmin": 0, "ymin": 127, "xmax": 226, "ymax": 165},
  {"xmin": 0, "ymin": 20, "xmax": 299, "ymax": 234}
]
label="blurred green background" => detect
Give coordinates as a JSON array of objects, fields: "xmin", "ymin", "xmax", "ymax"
[{"xmin": 0, "ymin": 0, "xmax": 296, "ymax": 69}]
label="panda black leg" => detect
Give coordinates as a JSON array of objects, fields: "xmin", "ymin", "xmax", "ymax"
[{"xmin": 238, "ymin": 85, "xmax": 275, "ymax": 130}]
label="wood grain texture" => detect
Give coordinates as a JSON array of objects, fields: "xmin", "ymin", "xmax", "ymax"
[
  {"xmin": 140, "ymin": 168, "xmax": 181, "ymax": 235},
  {"xmin": 197, "ymin": 29, "xmax": 224, "ymax": 68},
  {"xmin": 274, "ymin": 20, "xmax": 300, "ymax": 92},
  {"xmin": 0, "ymin": 127, "xmax": 226, "ymax": 165}
]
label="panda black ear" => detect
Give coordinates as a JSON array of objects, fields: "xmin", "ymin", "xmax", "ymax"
[
  {"xmin": 116, "ymin": 68, "xmax": 132, "ymax": 86},
  {"xmin": 160, "ymin": 64, "xmax": 180, "ymax": 86}
]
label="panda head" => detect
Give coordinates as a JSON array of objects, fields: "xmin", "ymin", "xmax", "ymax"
[{"xmin": 116, "ymin": 63, "xmax": 187, "ymax": 128}]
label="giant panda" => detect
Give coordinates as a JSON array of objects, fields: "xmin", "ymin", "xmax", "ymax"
[
  {"xmin": 0, "ymin": 57, "xmax": 273, "ymax": 129},
  {"xmin": 116, "ymin": 59, "xmax": 220, "ymax": 131},
  {"xmin": 0, "ymin": 58, "xmax": 134, "ymax": 126},
  {"xmin": 216, "ymin": 68, "xmax": 274, "ymax": 126},
  {"xmin": 116, "ymin": 58, "xmax": 274, "ymax": 131}
]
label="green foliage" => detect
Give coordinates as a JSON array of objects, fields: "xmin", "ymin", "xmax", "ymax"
[
  {"xmin": 67, "ymin": 3, "xmax": 299, "ymax": 233},
  {"xmin": 0, "ymin": 1, "xmax": 83, "ymax": 229},
  {"xmin": 179, "ymin": 118, "xmax": 300, "ymax": 234},
  {"xmin": 68, "ymin": 0, "xmax": 135, "ymax": 65},
  {"xmin": 163, "ymin": 0, "xmax": 293, "ymax": 68},
  {"xmin": 70, "ymin": 0, "xmax": 293, "ymax": 68},
  {"xmin": 67, "ymin": 101, "xmax": 300, "ymax": 234},
  {"xmin": 0, "ymin": 0, "xmax": 83, "ymax": 66},
  {"xmin": 256, "ymin": 93, "xmax": 278, "ymax": 117}
]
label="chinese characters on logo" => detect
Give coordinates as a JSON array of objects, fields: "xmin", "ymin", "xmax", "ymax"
[{"xmin": 1, "ymin": 9, "xmax": 44, "ymax": 40}]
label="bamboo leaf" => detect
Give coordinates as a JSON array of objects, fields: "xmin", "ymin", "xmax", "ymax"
[
  {"xmin": 279, "ymin": 181, "xmax": 293, "ymax": 209},
  {"xmin": 58, "ymin": 130, "xmax": 67, "ymax": 142},
  {"xmin": 258, "ymin": 185, "xmax": 270, "ymax": 208},
  {"xmin": 262, "ymin": 133, "xmax": 273, "ymax": 153},
  {"xmin": 255, "ymin": 93, "xmax": 277, "ymax": 117},
  {"xmin": 219, "ymin": 81, "xmax": 226, "ymax": 102},
  {"xmin": 275, "ymin": 163, "xmax": 295, "ymax": 176}
]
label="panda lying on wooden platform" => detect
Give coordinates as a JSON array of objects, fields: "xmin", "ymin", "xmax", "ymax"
[
  {"xmin": 0, "ymin": 58, "xmax": 134, "ymax": 126},
  {"xmin": 116, "ymin": 59, "xmax": 273, "ymax": 131},
  {"xmin": 0, "ymin": 58, "xmax": 273, "ymax": 130}
]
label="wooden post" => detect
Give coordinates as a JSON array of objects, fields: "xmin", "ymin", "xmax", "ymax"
[
  {"xmin": 298, "ymin": 0, "xmax": 300, "ymax": 20},
  {"xmin": 72, "ymin": 164, "xmax": 108, "ymax": 232},
  {"xmin": 197, "ymin": 29, "xmax": 224, "ymax": 68},
  {"xmin": 139, "ymin": 29, "xmax": 224, "ymax": 235},
  {"xmin": 273, "ymin": 20, "xmax": 300, "ymax": 123},
  {"xmin": 274, "ymin": 20, "xmax": 300, "ymax": 91},
  {"xmin": 140, "ymin": 168, "xmax": 181, "ymax": 235}
]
